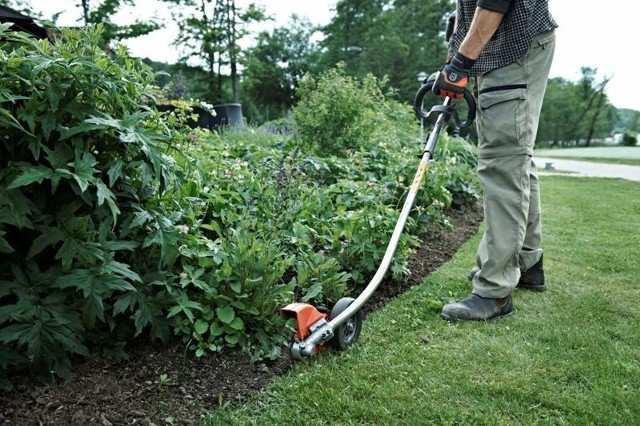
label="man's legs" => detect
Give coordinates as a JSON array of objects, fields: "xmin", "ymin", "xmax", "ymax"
[{"xmin": 441, "ymin": 31, "xmax": 555, "ymax": 321}]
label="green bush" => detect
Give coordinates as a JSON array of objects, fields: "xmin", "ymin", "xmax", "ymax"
[
  {"xmin": 0, "ymin": 24, "xmax": 183, "ymax": 385},
  {"xmin": 288, "ymin": 67, "xmax": 479, "ymax": 286},
  {"xmin": 293, "ymin": 63, "xmax": 402, "ymax": 157},
  {"xmin": 431, "ymin": 135, "xmax": 481, "ymax": 208},
  {"xmin": 620, "ymin": 131, "xmax": 638, "ymax": 147},
  {"xmin": 166, "ymin": 139, "xmax": 351, "ymax": 361}
]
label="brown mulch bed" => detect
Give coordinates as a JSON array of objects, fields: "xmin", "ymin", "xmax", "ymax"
[{"xmin": 0, "ymin": 204, "xmax": 483, "ymax": 426}]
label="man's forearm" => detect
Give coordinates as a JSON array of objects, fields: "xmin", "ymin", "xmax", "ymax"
[{"xmin": 458, "ymin": 7, "xmax": 505, "ymax": 60}]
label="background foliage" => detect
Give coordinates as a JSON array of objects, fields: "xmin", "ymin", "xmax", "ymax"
[{"xmin": 4, "ymin": 0, "xmax": 637, "ymax": 143}]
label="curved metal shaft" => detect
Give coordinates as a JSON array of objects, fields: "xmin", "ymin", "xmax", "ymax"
[{"xmin": 298, "ymin": 98, "xmax": 453, "ymax": 353}]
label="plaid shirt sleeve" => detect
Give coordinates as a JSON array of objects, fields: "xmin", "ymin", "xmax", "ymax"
[{"xmin": 477, "ymin": 0, "xmax": 512, "ymax": 14}]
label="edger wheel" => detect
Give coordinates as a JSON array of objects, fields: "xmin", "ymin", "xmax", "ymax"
[{"xmin": 329, "ymin": 297, "xmax": 363, "ymax": 351}]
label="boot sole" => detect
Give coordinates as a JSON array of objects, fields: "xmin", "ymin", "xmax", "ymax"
[
  {"xmin": 440, "ymin": 309, "xmax": 515, "ymax": 322},
  {"xmin": 517, "ymin": 284, "xmax": 545, "ymax": 292}
]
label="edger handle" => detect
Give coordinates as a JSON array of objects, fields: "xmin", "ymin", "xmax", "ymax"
[
  {"xmin": 413, "ymin": 78, "xmax": 476, "ymax": 129},
  {"xmin": 445, "ymin": 11, "xmax": 456, "ymax": 42}
]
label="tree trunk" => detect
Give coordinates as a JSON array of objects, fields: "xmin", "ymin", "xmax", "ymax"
[
  {"xmin": 81, "ymin": 0, "xmax": 90, "ymax": 24},
  {"xmin": 585, "ymin": 91, "xmax": 606, "ymax": 146},
  {"xmin": 228, "ymin": 0, "xmax": 239, "ymax": 102},
  {"xmin": 567, "ymin": 75, "xmax": 611, "ymax": 145}
]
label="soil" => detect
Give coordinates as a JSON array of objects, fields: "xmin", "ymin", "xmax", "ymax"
[{"xmin": 0, "ymin": 204, "xmax": 483, "ymax": 426}]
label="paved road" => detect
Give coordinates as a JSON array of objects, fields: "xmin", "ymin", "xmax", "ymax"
[{"xmin": 535, "ymin": 157, "xmax": 640, "ymax": 182}]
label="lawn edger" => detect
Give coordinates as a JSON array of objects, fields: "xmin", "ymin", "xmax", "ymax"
[{"xmin": 280, "ymin": 76, "xmax": 477, "ymax": 360}]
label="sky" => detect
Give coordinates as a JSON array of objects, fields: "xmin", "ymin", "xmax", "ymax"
[{"xmin": 31, "ymin": 0, "xmax": 640, "ymax": 111}]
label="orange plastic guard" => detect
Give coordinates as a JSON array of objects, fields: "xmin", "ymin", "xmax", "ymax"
[{"xmin": 279, "ymin": 303, "xmax": 327, "ymax": 340}]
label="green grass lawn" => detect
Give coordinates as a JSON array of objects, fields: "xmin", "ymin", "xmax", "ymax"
[
  {"xmin": 206, "ymin": 176, "xmax": 640, "ymax": 426},
  {"xmin": 536, "ymin": 147, "xmax": 640, "ymax": 166}
]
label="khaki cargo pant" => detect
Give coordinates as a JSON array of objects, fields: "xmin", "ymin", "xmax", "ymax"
[{"xmin": 472, "ymin": 30, "xmax": 556, "ymax": 298}]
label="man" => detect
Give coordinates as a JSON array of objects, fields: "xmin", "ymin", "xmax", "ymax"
[{"xmin": 432, "ymin": 0, "xmax": 557, "ymax": 321}]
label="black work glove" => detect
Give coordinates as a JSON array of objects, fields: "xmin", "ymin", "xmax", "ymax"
[{"xmin": 432, "ymin": 52, "xmax": 476, "ymax": 99}]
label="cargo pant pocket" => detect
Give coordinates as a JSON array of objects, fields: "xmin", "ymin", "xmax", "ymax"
[{"xmin": 476, "ymin": 87, "xmax": 528, "ymax": 158}]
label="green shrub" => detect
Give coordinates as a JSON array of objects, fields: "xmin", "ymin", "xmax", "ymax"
[
  {"xmin": 0, "ymin": 24, "xmax": 183, "ymax": 385},
  {"xmin": 431, "ymin": 135, "xmax": 481, "ymax": 208},
  {"xmin": 288, "ymin": 67, "xmax": 480, "ymax": 285},
  {"xmin": 620, "ymin": 131, "xmax": 638, "ymax": 147},
  {"xmin": 165, "ymin": 79, "xmax": 481, "ymax": 364},
  {"xmin": 292, "ymin": 63, "xmax": 404, "ymax": 157}
]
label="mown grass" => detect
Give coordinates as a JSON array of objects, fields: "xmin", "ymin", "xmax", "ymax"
[
  {"xmin": 542, "ymin": 157, "xmax": 640, "ymax": 166},
  {"xmin": 206, "ymin": 176, "xmax": 640, "ymax": 426},
  {"xmin": 536, "ymin": 147, "xmax": 640, "ymax": 166}
]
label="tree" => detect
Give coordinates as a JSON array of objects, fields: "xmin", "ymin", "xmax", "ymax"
[
  {"xmin": 617, "ymin": 109, "xmax": 640, "ymax": 134},
  {"xmin": 373, "ymin": 0, "xmax": 454, "ymax": 102},
  {"xmin": 538, "ymin": 78, "xmax": 578, "ymax": 146},
  {"xmin": 538, "ymin": 70, "xmax": 616, "ymax": 147},
  {"xmin": 319, "ymin": 0, "xmax": 453, "ymax": 102},
  {"xmin": 569, "ymin": 68, "xmax": 614, "ymax": 146},
  {"xmin": 74, "ymin": 0, "xmax": 161, "ymax": 47},
  {"xmin": 162, "ymin": 0, "xmax": 266, "ymax": 103},
  {"xmin": 319, "ymin": 0, "xmax": 387, "ymax": 73},
  {"xmin": 0, "ymin": 0, "xmax": 39, "ymax": 16},
  {"xmin": 242, "ymin": 15, "xmax": 322, "ymax": 121}
]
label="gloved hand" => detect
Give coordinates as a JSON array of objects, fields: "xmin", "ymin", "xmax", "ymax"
[{"xmin": 432, "ymin": 52, "xmax": 476, "ymax": 99}]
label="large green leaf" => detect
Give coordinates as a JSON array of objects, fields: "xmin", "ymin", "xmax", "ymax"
[
  {"xmin": 101, "ymin": 240, "xmax": 139, "ymax": 252},
  {"xmin": 71, "ymin": 152, "xmax": 98, "ymax": 193},
  {"xmin": 194, "ymin": 319, "xmax": 208, "ymax": 335},
  {"xmin": 0, "ymin": 89, "xmax": 30, "ymax": 104},
  {"xmin": 43, "ymin": 145, "xmax": 74, "ymax": 169},
  {"xmin": 0, "ymin": 323, "xmax": 33, "ymax": 344},
  {"xmin": 41, "ymin": 321, "xmax": 89, "ymax": 357},
  {"xmin": 56, "ymin": 239, "xmax": 104, "ymax": 270},
  {"xmin": 101, "ymin": 258, "xmax": 142, "ymax": 284},
  {"xmin": 0, "ymin": 230, "xmax": 13, "ymax": 254},
  {"xmin": 55, "ymin": 268, "xmax": 137, "ymax": 296},
  {"xmin": 130, "ymin": 295, "xmax": 159, "ymax": 337},
  {"xmin": 143, "ymin": 215, "xmax": 180, "ymax": 268},
  {"xmin": 95, "ymin": 181, "xmax": 120, "ymax": 222},
  {"xmin": 0, "ymin": 107, "xmax": 29, "ymax": 133},
  {"xmin": 0, "ymin": 189, "xmax": 36, "ymax": 229},
  {"xmin": 112, "ymin": 292, "xmax": 138, "ymax": 316},
  {"xmin": 167, "ymin": 292, "xmax": 203, "ymax": 324},
  {"xmin": 82, "ymin": 293, "xmax": 105, "ymax": 329},
  {"xmin": 6, "ymin": 165, "xmax": 54, "ymax": 189},
  {"xmin": 27, "ymin": 226, "xmax": 65, "ymax": 259},
  {"xmin": 216, "ymin": 306, "xmax": 235, "ymax": 324},
  {"xmin": 106, "ymin": 159, "xmax": 124, "ymax": 186},
  {"xmin": 59, "ymin": 120, "xmax": 111, "ymax": 141}
]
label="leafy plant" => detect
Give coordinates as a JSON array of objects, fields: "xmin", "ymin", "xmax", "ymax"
[
  {"xmin": 620, "ymin": 130, "xmax": 638, "ymax": 147},
  {"xmin": 431, "ymin": 135, "xmax": 482, "ymax": 208},
  {"xmin": 293, "ymin": 63, "xmax": 396, "ymax": 157},
  {"xmin": 0, "ymin": 24, "xmax": 183, "ymax": 384}
]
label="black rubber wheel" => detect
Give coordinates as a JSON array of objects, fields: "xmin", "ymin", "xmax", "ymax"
[{"xmin": 329, "ymin": 297, "xmax": 363, "ymax": 351}]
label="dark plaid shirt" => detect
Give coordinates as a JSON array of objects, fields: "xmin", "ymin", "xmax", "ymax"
[{"xmin": 448, "ymin": 0, "xmax": 558, "ymax": 76}]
